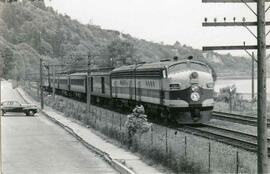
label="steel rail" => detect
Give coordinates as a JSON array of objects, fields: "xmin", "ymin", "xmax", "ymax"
[
  {"xmin": 26, "ymin": 86, "xmax": 270, "ymax": 156},
  {"xmin": 178, "ymin": 124, "xmax": 270, "ymax": 156},
  {"xmin": 213, "ymin": 111, "xmax": 270, "ymax": 127}
]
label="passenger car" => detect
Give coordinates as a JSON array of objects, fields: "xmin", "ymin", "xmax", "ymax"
[
  {"xmin": 1, "ymin": 100, "xmax": 38, "ymax": 116},
  {"xmin": 42, "ymin": 56, "xmax": 215, "ymax": 124}
]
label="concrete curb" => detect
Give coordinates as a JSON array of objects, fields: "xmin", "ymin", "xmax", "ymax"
[{"xmin": 16, "ymin": 88, "xmax": 136, "ymax": 174}]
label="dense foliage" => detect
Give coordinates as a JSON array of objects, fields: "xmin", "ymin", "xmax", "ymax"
[{"xmin": 0, "ymin": 1, "xmax": 255, "ymax": 80}]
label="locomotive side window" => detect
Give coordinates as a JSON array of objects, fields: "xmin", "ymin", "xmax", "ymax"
[{"xmin": 91, "ymin": 77, "xmax": 93, "ymax": 92}]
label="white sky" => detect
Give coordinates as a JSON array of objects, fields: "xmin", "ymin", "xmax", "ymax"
[{"xmin": 44, "ymin": 0, "xmax": 269, "ymax": 56}]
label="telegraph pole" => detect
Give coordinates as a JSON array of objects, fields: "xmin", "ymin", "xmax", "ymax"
[
  {"xmin": 86, "ymin": 52, "xmax": 91, "ymax": 118},
  {"xmin": 0, "ymin": 78, "xmax": 2, "ymax": 174},
  {"xmin": 0, "ymin": 57, "xmax": 3, "ymax": 174},
  {"xmin": 202, "ymin": 0, "xmax": 269, "ymax": 172},
  {"xmin": 252, "ymin": 52, "xmax": 255, "ymax": 99},
  {"xmin": 52, "ymin": 65, "xmax": 56, "ymax": 99},
  {"xmin": 257, "ymin": 0, "xmax": 267, "ymax": 173},
  {"xmin": 40, "ymin": 58, "xmax": 44, "ymax": 110}
]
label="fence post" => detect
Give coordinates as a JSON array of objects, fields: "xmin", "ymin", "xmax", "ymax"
[
  {"xmin": 208, "ymin": 142, "xmax": 211, "ymax": 173},
  {"xmin": 236, "ymin": 151, "xmax": 239, "ymax": 174},
  {"xmin": 37, "ymin": 82, "xmax": 40, "ymax": 100},
  {"xmin": 185, "ymin": 136, "xmax": 187, "ymax": 157},
  {"xmin": 111, "ymin": 113, "xmax": 114, "ymax": 137},
  {"xmin": 106, "ymin": 111, "xmax": 109, "ymax": 136},
  {"xmin": 100, "ymin": 109, "xmax": 102, "ymax": 121},
  {"xmin": 229, "ymin": 92, "xmax": 232, "ymax": 113},
  {"xmin": 166, "ymin": 127, "xmax": 168, "ymax": 155},
  {"xmin": 151, "ymin": 126, "xmax": 153, "ymax": 145},
  {"xmin": 120, "ymin": 114, "xmax": 122, "ymax": 130},
  {"xmin": 94, "ymin": 108, "xmax": 97, "ymax": 126}
]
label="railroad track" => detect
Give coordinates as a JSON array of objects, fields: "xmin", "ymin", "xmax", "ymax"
[
  {"xmin": 38, "ymin": 90, "xmax": 270, "ymax": 154},
  {"xmin": 177, "ymin": 124, "xmax": 270, "ymax": 156},
  {"xmin": 212, "ymin": 111, "xmax": 270, "ymax": 127}
]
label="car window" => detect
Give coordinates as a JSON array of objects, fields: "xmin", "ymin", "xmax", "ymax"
[
  {"xmin": 3, "ymin": 101, "xmax": 21, "ymax": 106},
  {"xmin": 13, "ymin": 101, "xmax": 21, "ymax": 106},
  {"xmin": 2, "ymin": 102, "xmax": 8, "ymax": 106}
]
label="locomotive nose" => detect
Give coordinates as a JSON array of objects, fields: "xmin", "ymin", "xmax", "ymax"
[{"xmin": 191, "ymin": 108, "xmax": 201, "ymax": 122}]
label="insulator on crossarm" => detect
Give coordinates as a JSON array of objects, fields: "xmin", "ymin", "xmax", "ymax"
[
  {"xmin": 224, "ymin": 17, "xmax": 226, "ymax": 22},
  {"xmin": 204, "ymin": 17, "xmax": 208, "ymax": 23},
  {"xmin": 242, "ymin": 17, "xmax": 246, "ymax": 23},
  {"xmin": 214, "ymin": 18, "xmax": 217, "ymax": 23},
  {"xmin": 233, "ymin": 17, "xmax": 236, "ymax": 22}
]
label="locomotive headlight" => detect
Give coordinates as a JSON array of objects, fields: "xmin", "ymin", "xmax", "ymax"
[
  {"xmin": 191, "ymin": 92, "xmax": 200, "ymax": 101},
  {"xmin": 191, "ymin": 85, "xmax": 199, "ymax": 92},
  {"xmin": 190, "ymin": 72, "xmax": 199, "ymax": 79}
]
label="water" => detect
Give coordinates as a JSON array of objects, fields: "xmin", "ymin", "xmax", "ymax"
[{"xmin": 215, "ymin": 78, "xmax": 270, "ymax": 100}]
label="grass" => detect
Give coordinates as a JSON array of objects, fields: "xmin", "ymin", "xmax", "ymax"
[{"xmin": 24, "ymin": 87, "xmax": 260, "ymax": 173}]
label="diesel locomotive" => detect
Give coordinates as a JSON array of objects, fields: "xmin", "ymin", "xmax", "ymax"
[{"xmin": 43, "ymin": 57, "xmax": 215, "ymax": 124}]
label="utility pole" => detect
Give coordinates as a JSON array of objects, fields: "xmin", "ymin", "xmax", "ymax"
[
  {"xmin": 52, "ymin": 65, "xmax": 56, "ymax": 99},
  {"xmin": 252, "ymin": 52, "xmax": 255, "ymax": 99},
  {"xmin": 257, "ymin": 1, "xmax": 267, "ymax": 173},
  {"xmin": 0, "ymin": 78, "xmax": 2, "ymax": 174},
  {"xmin": 202, "ymin": 0, "xmax": 269, "ymax": 173},
  {"xmin": 86, "ymin": 52, "xmax": 91, "ymax": 118},
  {"xmin": 47, "ymin": 66, "xmax": 51, "ymax": 94},
  {"xmin": 40, "ymin": 58, "xmax": 44, "ymax": 110},
  {"xmin": 0, "ymin": 57, "xmax": 3, "ymax": 174}
]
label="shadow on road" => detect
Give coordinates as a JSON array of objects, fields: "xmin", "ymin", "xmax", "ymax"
[{"xmin": 2, "ymin": 114, "xmax": 36, "ymax": 117}]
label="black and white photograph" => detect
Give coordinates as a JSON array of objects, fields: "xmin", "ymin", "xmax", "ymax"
[{"xmin": 0, "ymin": 0, "xmax": 269, "ymax": 173}]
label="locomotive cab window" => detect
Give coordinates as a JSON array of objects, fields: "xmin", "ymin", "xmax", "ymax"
[
  {"xmin": 190, "ymin": 63, "xmax": 210, "ymax": 73},
  {"xmin": 168, "ymin": 62, "xmax": 210, "ymax": 74}
]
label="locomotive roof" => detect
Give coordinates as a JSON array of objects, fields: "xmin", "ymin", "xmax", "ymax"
[{"xmin": 112, "ymin": 59, "xmax": 208, "ymax": 73}]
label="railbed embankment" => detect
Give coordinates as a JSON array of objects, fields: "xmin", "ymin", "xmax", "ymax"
[{"xmin": 22, "ymin": 85, "xmax": 258, "ymax": 173}]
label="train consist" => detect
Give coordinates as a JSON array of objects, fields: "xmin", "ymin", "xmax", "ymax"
[{"xmin": 43, "ymin": 57, "xmax": 215, "ymax": 124}]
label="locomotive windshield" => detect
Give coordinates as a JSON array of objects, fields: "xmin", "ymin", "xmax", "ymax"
[{"xmin": 168, "ymin": 62, "xmax": 210, "ymax": 74}]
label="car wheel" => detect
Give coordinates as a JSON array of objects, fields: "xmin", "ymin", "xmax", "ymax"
[{"xmin": 27, "ymin": 110, "xmax": 35, "ymax": 116}]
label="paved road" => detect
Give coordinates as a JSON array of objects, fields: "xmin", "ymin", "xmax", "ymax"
[{"xmin": 1, "ymin": 81, "xmax": 118, "ymax": 174}]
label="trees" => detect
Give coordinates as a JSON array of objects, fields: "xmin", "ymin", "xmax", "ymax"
[
  {"xmin": 107, "ymin": 39, "xmax": 136, "ymax": 66},
  {"xmin": 1, "ymin": 47, "xmax": 16, "ymax": 79}
]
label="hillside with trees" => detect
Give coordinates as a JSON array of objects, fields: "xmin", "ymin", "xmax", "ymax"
[{"xmin": 0, "ymin": 1, "xmax": 255, "ymax": 80}]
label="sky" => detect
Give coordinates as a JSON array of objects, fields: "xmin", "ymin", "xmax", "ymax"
[{"xmin": 44, "ymin": 0, "xmax": 269, "ymax": 56}]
